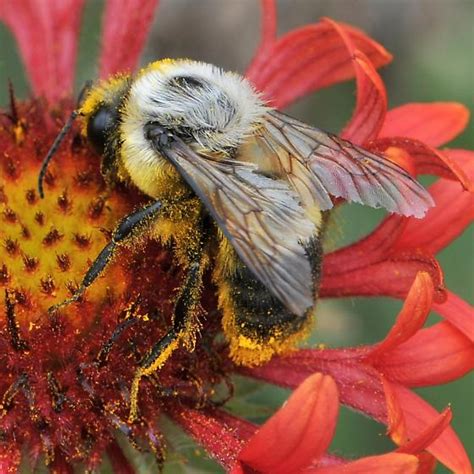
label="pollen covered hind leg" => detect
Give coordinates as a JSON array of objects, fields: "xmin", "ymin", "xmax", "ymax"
[{"xmin": 129, "ymin": 240, "xmax": 207, "ymax": 422}]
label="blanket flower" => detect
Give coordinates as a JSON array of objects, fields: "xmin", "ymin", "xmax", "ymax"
[{"xmin": 0, "ymin": 0, "xmax": 472, "ymax": 472}]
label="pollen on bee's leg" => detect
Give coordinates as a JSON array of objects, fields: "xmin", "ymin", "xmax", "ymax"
[
  {"xmin": 129, "ymin": 371, "xmax": 144, "ymax": 423},
  {"xmin": 129, "ymin": 337, "xmax": 180, "ymax": 423}
]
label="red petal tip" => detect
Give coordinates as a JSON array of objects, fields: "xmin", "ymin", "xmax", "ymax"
[
  {"xmin": 246, "ymin": 16, "xmax": 391, "ymax": 109},
  {"xmin": 380, "ymin": 103, "xmax": 471, "ymax": 148},
  {"xmin": 397, "ymin": 407, "xmax": 452, "ymax": 455},
  {"xmin": 367, "ymin": 271, "xmax": 433, "ymax": 361},
  {"xmin": 239, "ymin": 373, "xmax": 339, "ymax": 474},
  {"xmin": 386, "ymin": 384, "xmax": 472, "ymax": 473}
]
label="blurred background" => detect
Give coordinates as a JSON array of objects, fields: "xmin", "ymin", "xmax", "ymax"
[{"xmin": 0, "ymin": 0, "xmax": 472, "ymax": 472}]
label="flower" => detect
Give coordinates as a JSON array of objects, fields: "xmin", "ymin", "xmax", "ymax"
[
  {"xmin": 235, "ymin": 373, "xmax": 453, "ymax": 474},
  {"xmin": 244, "ymin": 273, "xmax": 473, "ymax": 473},
  {"xmin": 0, "ymin": 1, "xmax": 472, "ymax": 473},
  {"xmin": 168, "ymin": 372, "xmax": 454, "ymax": 473}
]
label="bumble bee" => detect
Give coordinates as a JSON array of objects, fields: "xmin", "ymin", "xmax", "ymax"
[{"xmin": 38, "ymin": 59, "xmax": 433, "ymax": 421}]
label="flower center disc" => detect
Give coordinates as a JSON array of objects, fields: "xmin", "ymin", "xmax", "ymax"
[{"xmin": 0, "ymin": 102, "xmax": 138, "ymax": 327}]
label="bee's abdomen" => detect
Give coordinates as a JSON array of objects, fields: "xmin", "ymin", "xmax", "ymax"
[
  {"xmin": 216, "ymin": 236, "xmax": 323, "ymax": 366},
  {"xmin": 230, "ymin": 266, "xmax": 303, "ymax": 338}
]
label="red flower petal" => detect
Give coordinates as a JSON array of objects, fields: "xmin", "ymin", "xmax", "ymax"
[
  {"xmin": 246, "ymin": 0, "xmax": 277, "ymax": 72},
  {"xmin": 99, "ymin": 0, "xmax": 159, "ymax": 78},
  {"xmin": 366, "ymin": 272, "xmax": 433, "ymax": 361},
  {"xmin": 385, "ymin": 383, "xmax": 472, "ymax": 474},
  {"xmin": 384, "ymin": 382, "xmax": 450, "ymax": 472},
  {"xmin": 383, "ymin": 377, "xmax": 408, "ymax": 444},
  {"xmin": 323, "ymin": 214, "xmax": 406, "ymax": 272},
  {"xmin": 0, "ymin": 0, "xmax": 85, "ymax": 102},
  {"xmin": 167, "ymin": 407, "xmax": 253, "ymax": 471},
  {"xmin": 379, "ymin": 103, "xmax": 470, "ymax": 147},
  {"xmin": 322, "ymin": 208, "xmax": 446, "ymax": 302},
  {"xmin": 340, "ymin": 50, "xmax": 386, "ymax": 144},
  {"xmin": 238, "ymin": 373, "xmax": 339, "ymax": 474},
  {"xmin": 313, "ymin": 455, "xmax": 347, "ymax": 469},
  {"xmin": 369, "ymin": 137, "xmax": 472, "ymax": 190},
  {"xmin": 396, "ymin": 407, "xmax": 452, "ymax": 455},
  {"xmin": 415, "ymin": 453, "xmax": 438, "ymax": 474},
  {"xmin": 377, "ymin": 322, "xmax": 474, "ymax": 386},
  {"xmin": 320, "ymin": 18, "xmax": 388, "ymax": 145},
  {"xmin": 311, "ymin": 453, "xmax": 419, "ymax": 474},
  {"xmin": 433, "ymin": 291, "xmax": 474, "ymax": 342},
  {"xmin": 394, "ymin": 149, "xmax": 474, "ymax": 255},
  {"xmin": 246, "ymin": 18, "xmax": 391, "ymax": 109},
  {"xmin": 321, "ymin": 249, "xmax": 446, "ymax": 303},
  {"xmin": 243, "ymin": 349, "xmax": 388, "ymax": 424}
]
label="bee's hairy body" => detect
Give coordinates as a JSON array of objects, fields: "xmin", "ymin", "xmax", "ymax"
[
  {"xmin": 80, "ymin": 59, "xmax": 323, "ymax": 368},
  {"xmin": 48, "ymin": 57, "xmax": 432, "ymax": 420}
]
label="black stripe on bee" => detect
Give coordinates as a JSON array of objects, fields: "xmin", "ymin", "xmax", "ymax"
[{"xmin": 170, "ymin": 75, "xmax": 206, "ymax": 89}]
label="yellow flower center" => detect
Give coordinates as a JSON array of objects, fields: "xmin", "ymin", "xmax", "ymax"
[{"xmin": 0, "ymin": 103, "xmax": 133, "ymax": 327}]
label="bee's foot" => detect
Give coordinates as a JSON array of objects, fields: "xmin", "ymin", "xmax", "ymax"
[{"xmin": 47, "ymin": 291, "xmax": 83, "ymax": 314}]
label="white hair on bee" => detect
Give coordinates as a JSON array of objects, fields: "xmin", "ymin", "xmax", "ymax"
[{"xmin": 121, "ymin": 60, "xmax": 268, "ymax": 155}]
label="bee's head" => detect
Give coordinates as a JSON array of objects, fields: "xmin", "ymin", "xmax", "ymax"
[
  {"xmin": 37, "ymin": 75, "xmax": 132, "ymax": 198},
  {"xmin": 79, "ymin": 75, "xmax": 132, "ymax": 182}
]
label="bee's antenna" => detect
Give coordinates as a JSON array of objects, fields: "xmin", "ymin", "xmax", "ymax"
[
  {"xmin": 38, "ymin": 111, "xmax": 78, "ymax": 199},
  {"xmin": 37, "ymin": 80, "xmax": 93, "ymax": 199}
]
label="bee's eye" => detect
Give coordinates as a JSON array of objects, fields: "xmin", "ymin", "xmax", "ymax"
[{"xmin": 87, "ymin": 106, "xmax": 116, "ymax": 153}]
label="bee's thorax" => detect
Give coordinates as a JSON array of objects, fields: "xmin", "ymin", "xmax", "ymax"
[{"xmin": 117, "ymin": 60, "xmax": 268, "ymax": 199}]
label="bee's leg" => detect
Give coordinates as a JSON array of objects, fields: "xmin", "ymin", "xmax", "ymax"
[
  {"xmin": 48, "ymin": 200, "xmax": 163, "ymax": 313},
  {"xmin": 217, "ymin": 236, "xmax": 323, "ymax": 366},
  {"xmin": 129, "ymin": 228, "xmax": 208, "ymax": 423}
]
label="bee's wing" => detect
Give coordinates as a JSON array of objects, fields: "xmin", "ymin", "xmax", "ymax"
[
  {"xmin": 258, "ymin": 110, "xmax": 434, "ymax": 217},
  {"xmin": 159, "ymin": 137, "xmax": 316, "ymax": 317}
]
